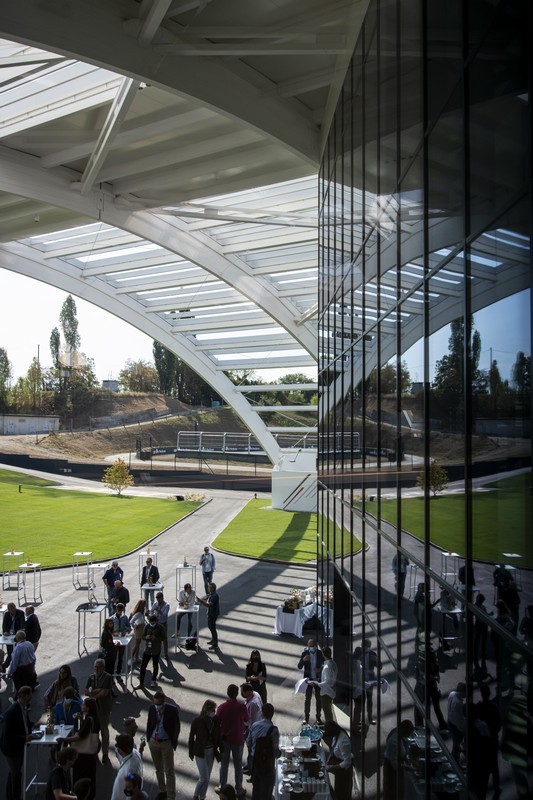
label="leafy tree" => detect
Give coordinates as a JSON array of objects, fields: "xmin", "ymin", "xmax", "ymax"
[
  {"xmin": 433, "ymin": 318, "xmax": 481, "ymax": 397},
  {"xmin": 275, "ymin": 372, "xmax": 317, "ymax": 405},
  {"xmin": 512, "ymin": 350, "xmax": 531, "ymax": 401},
  {"xmin": 59, "ymin": 294, "xmax": 81, "ymax": 353},
  {"xmin": 0, "ymin": 346, "xmax": 12, "ymax": 410},
  {"xmin": 49, "ymin": 327, "xmax": 61, "ymax": 367},
  {"xmin": 366, "ymin": 361, "xmax": 411, "ymax": 395},
  {"xmin": 153, "ymin": 341, "xmax": 177, "ymax": 395},
  {"xmin": 102, "ymin": 458, "xmax": 134, "ymax": 496},
  {"xmin": 119, "ymin": 359, "xmax": 159, "ymax": 392},
  {"xmin": 417, "ymin": 460, "xmax": 449, "ymax": 497},
  {"xmin": 175, "ymin": 357, "xmax": 219, "ymax": 405}
]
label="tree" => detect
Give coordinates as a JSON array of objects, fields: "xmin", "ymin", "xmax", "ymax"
[
  {"xmin": 0, "ymin": 346, "xmax": 12, "ymax": 410},
  {"xmin": 59, "ymin": 294, "xmax": 81, "ymax": 354},
  {"xmin": 49, "ymin": 327, "xmax": 61, "ymax": 368},
  {"xmin": 417, "ymin": 460, "xmax": 449, "ymax": 497},
  {"xmin": 119, "ymin": 359, "xmax": 159, "ymax": 392},
  {"xmin": 153, "ymin": 341, "xmax": 177, "ymax": 395},
  {"xmin": 175, "ymin": 357, "xmax": 218, "ymax": 405},
  {"xmin": 102, "ymin": 458, "xmax": 134, "ymax": 496}
]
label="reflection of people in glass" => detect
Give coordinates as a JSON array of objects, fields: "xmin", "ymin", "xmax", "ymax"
[
  {"xmin": 383, "ymin": 719, "xmax": 414, "ymax": 800},
  {"xmin": 414, "ymin": 583, "xmax": 438, "ymax": 634},
  {"xmin": 363, "ymin": 639, "xmax": 379, "ymax": 725},
  {"xmin": 473, "ymin": 593, "xmax": 490, "ymax": 665},
  {"xmin": 351, "ymin": 647, "xmax": 363, "ymax": 737},
  {"xmin": 493, "ymin": 564, "xmax": 512, "ymax": 599},
  {"xmin": 476, "ymin": 685, "xmax": 501, "ymax": 797},
  {"xmin": 491, "ymin": 600, "xmax": 515, "ymax": 691},
  {"xmin": 447, "ymin": 682, "xmax": 466, "ymax": 763},
  {"xmin": 392, "ymin": 553, "xmax": 409, "ymax": 597}
]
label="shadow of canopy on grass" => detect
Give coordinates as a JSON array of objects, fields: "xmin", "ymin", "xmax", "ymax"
[{"xmin": 214, "ymin": 499, "xmax": 362, "ymax": 563}]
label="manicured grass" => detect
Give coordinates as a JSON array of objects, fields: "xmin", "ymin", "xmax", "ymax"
[
  {"xmin": 214, "ymin": 499, "xmax": 362, "ymax": 562},
  {"xmin": 0, "ymin": 469, "xmax": 200, "ymax": 567},
  {"xmin": 377, "ymin": 473, "xmax": 532, "ymax": 567}
]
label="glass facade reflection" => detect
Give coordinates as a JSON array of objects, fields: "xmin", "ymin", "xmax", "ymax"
[{"xmin": 318, "ymin": 1, "xmax": 532, "ymax": 798}]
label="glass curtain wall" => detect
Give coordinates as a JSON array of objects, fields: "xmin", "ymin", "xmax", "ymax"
[{"xmin": 318, "ymin": 0, "xmax": 532, "ymax": 798}]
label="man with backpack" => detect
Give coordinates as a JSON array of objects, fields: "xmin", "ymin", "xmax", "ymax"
[{"xmin": 249, "ymin": 703, "xmax": 280, "ymax": 800}]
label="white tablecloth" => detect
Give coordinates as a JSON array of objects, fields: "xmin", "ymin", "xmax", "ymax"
[{"xmin": 274, "ymin": 603, "xmax": 333, "ymax": 637}]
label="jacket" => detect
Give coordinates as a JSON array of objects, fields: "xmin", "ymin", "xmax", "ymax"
[
  {"xmin": 141, "ymin": 564, "xmax": 160, "ymax": 585},
  {"xmin": 298, "ymin": 647, "xmax": 325, "ymax": 680},
  {"xmin": 189, "ymin": 714, "xmax": 222, "ymax": 759},
  {"xmin": 147, "ymin": 702, "xmax": 181, "ymax": 750},
  {"xmin": 2, "ymin": 608, "xmax": 25, "ymax": 635},
  {"xmin": 0, "ymin": 700, "xmax": 33, "ymax": 757},
  {"xmin": 25, "ymin": 613, "xmax": 42, "ymax": 644}
]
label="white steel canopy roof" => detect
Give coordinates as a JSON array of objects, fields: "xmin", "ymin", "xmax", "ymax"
[{"xmin": 0, "ymin": 0, "xmax": 368, "ymax": 461}]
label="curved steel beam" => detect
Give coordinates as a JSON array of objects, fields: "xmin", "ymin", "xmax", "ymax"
[
  {"xmin": 0, "ymin": 239, "xmax": 283, "ymax": 464},
  {"xmin": 0, "ymin": 147, "xmax": 317, "ymax": 357}
]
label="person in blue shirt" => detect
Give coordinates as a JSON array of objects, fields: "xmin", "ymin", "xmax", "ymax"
[
  {"xmin": 103, "ymin": 561, "xmax": 124, "ymax": 612},
  {"xmin": 54, "ymin": 687, "xmax": 83, "ymax": 725}
]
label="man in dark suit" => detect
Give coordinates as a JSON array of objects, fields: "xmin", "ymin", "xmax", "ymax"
[
  {"xmin": 24, "ymin": 607, "xmax": 41, "ymax": 651},
  {"xmin": 2, "ymin": 603, "xmax": 25, "ymax": 669},
  {"xmin": 141, "ymin": 557, "xmax": 160, "ymax": 605},
  {"xmin": 297, "ymin": 639, "xmax": 325, "ymax": 724},
  {"xmin": 143, "ymin": 690, "xmax": 180, "ymax": 800},
  {"xmin": 0, "ymin": 685, "xmax": 34, "ymax": 800}
]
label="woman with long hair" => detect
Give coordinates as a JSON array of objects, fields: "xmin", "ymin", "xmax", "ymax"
[
  {"xmin": 245, "ymin": 649, "xmax": 268, "ymax": 703},
  {"xmin": 129, "ymin": 599, "xmax": 147, "ymax": 663},
  {"xmin": 58, "ymin": 696, "xmax": 101, "ymax": 800},
  {"xmin": 189, "ymin": 699, "xmax": 222, "ymax": 800},
  {"xmin": 43, "ymin": 664, "xmax": 80, "ymax": 710}
]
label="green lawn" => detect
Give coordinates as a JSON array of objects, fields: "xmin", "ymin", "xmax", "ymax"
[
  {"xmin": 378, "ymin": 473, "xmax": 532, "ymax": 567},
  {"xmin": 0, "ymin": 468, "xmax": 200, "ymax": 567},
  {"xmin": 214, "ymin": 498, "xmax": 362, "ymax": 562}
]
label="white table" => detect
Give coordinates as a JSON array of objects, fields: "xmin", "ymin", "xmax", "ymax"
[
  {"xmin": 87, "ymin": 562, "xmax": 109, "ymax": 594},
  {"xmin": 175, "ymin": 603, "xmax": 200, "ymax": 651},
  {"xmin": 274, "ymin": 602, "xmax": 332, "ymax": 638},
  {"xmin": 176, "ymin": 563, "xmax": 197, "ymax": 598},
  {"xmin": 72, "ymin": 551, "xmax": 92, "ymax": 589},
  {"xmin": 75, "ymin": 602, "xmax": 107, "ymax": 657},
  {"xmin": 17, "ymin": 562, "xmax": 42, "ymax": 604},
  {"xmin": 111, "ymin": 634, "xmax": 133, "ymax": 687},
  {"xmin": 142, "ymin": 581, "xmax": 164, "ymax": 606},
  {"xmin": 23, "ymin": 723, "xmax": 73, "ymax": 799},
  {"xmin": 2, "ymin": 550, "xmax": 24, "ymax": 589}
]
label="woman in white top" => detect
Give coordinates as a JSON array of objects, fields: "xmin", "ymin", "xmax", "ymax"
[{"xmin": 129, "ymin": 599, "xmax": 147, "ymax": 662}]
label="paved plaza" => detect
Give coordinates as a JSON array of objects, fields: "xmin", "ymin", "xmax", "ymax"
[{"xmin": 0, "ymin": 474, "xmax": 317, "ymax": 800}]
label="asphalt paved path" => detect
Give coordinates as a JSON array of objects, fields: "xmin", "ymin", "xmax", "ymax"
[{"xmin": 0, "ymin": 467, "xmax": 317, "ymax": 800}]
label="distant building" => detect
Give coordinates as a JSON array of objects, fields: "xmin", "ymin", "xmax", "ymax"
[
  {"xmin": 0, "ymin": 414, "xmax": 60, "ymax": 435},
  {"xmin": 102, "ymin": 379, "xmax": 120, "ymax": 392}
]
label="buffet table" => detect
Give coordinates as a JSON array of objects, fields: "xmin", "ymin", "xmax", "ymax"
[
  {"xmin": 274, "ymin": 602, "xmax": 333, "ymax": 638},
  {"xmin": 275, "ymin": 734, "xmax": 330, "ymax": 800}
]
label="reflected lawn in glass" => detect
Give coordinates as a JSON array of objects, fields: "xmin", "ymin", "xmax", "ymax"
[{"xmin": 377, "ymin": 473, "xmax": 532, "ymax": 566}]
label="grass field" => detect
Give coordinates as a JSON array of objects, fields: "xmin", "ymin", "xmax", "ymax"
[
  {"xmin": 0, "ymin": 469, "xmax": 200, "ymax": 567},
  {"xmin": 214, "ymin": 498, "xmax": 362, "ymax": 562},
  {"xmin": 378, "ymin": 473, "xmax": 532, "ymax": 566}
]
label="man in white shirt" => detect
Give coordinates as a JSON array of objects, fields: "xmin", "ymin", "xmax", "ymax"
[
  {"xmin": 7, "ymin": 630, "xmax": 37, "ymax": 694},
  {"xmin": 111, "ymin": 734, "xmax": 143, "ymax": 800},
  {"xmin": 324, "ymin": 720, "xmax": 352, "ymax": 800},
  {"xmin": 313, "ymin": 646, "xmax": 337, "ymax": 723}
]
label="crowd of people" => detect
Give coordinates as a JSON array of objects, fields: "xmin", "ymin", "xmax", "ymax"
[{"xmin": 1, "ymin": 547, "xmax": 354, "ymax": 800}]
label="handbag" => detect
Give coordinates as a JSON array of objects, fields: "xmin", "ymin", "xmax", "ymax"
[{"xmin": 72, "ymin": 717, "xmax": 100, "ymax": 755}]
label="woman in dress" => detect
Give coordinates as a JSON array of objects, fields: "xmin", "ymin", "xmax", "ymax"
[
  {"xmin": 43, "ymin": 664, "xmax": 80, "ymax": 710},
  {"xmin": 129, "ymin": 599, "xmax": 147, "ymax": 663},
  {"xmin": 189, "ymin": 699, "xmax": 222, "ymax": 800},
  {"xmin": 100, "ymin": 618, "xmax": 117, "ymax": 676},
  {"xmin": 59, "ymin": 696, "xmax": 100, "ymax": 800},
  {"xmin": 245, "ymin": 649, "xmax": 268, "ymax": 703}
]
